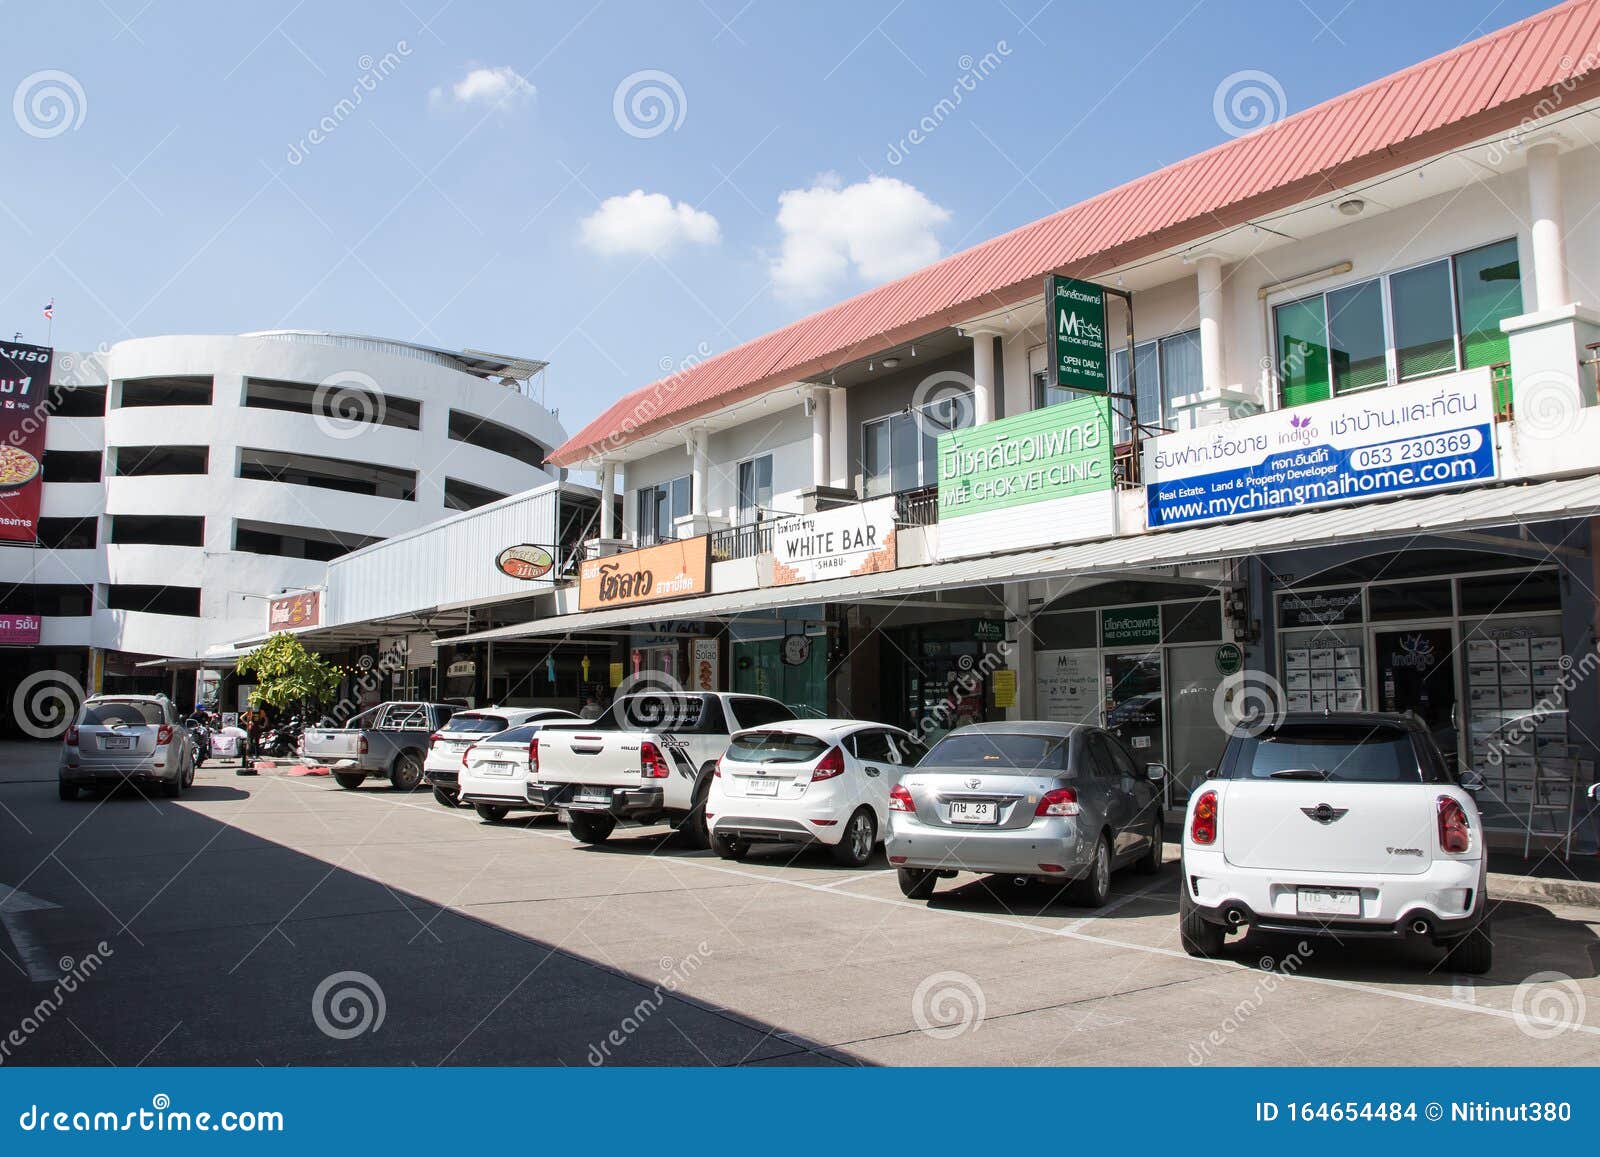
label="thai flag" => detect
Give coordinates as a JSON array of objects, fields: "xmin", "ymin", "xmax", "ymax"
[{"xmin": 42, "ymin": 299, "xmax": 53, "ymax": 320}]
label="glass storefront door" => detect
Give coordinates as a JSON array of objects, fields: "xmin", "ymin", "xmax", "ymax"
[
  {"xmin": 733, "ymin": 637, "xmax": 826, "ymax": 717},
  {"xmin": 1374, "ymin": 626, "xmax": 1458, "ymax": 763},
  {"xmin": 1103, "ymin": 650, "xmax": 1165, "ymax": 769}
]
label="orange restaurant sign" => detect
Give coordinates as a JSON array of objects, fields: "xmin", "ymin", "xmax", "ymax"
[{"xmin": 579, "ymin": 537, "xmax": 710, "ymax": 610}]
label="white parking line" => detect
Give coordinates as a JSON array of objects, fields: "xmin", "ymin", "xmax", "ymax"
[
  {"xmin": 300, "ymin": 781, "xmax": 1600, "ymax": 1037},
  {"xmin": 0, "ymin": 883, "xmax": 63, "ymax": 982},
  {"xmin": 1065, "ymin": 876, "xmax": 1170, "ymax": 931}
]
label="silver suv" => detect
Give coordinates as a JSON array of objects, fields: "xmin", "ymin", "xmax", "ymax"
[{"xmin": 59, "ymin": 694, "xmax": 196, "ymax": 800}]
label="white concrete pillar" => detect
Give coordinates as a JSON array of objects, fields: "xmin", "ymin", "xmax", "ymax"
[
  {"xmin": 598, "ymin": 461, "xmax": 616, "ymax": 539},
  {"xmin": 690, "ymin": 429, "xmax": 709, "ymax": 517},
  {"xmin": 1528, "ymin": 141, "xmax": 1570, "ymax": 311},
  {"xmin": 809, "ymin": 388, "xmax": 830, "ymax": 486},
  {"xmin": 970, "ymin": 330, "xmax": 998, "ymax": 425},
  {"xmin": 1195, "ymin": 254, "xmax": 1226, "ymax": 395},
  {"xmin": 828, "ymin": 387, "xmax": 850, "ymax": 490}
]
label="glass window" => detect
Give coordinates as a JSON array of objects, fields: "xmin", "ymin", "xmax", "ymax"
[
  {"xmin": 1458, "ymin": 570, "xmax": 1559, "ymax": 616},
  {"xmin": 78, "ymin": 700, "xmax": 164, "ymax": 726},
  {"xmin": 728, "ymin": 696, "xmax": 796, "ymax": 729},
  {"xmin": 850, "ymin": 729, "xmax": 896, "ymax": 762},
  {"xmin": 1224, "ymin": 720, "xmax": 1440, "ymax": 784},
  {"xmin": 1391, "ymin": 259, "xmax": 1457, "ymax": 380},
  {"xmin": 635, "ymin": 475, "xmax": 691, "ymax": 543},
  {"xmin": 1157, "ymin": 330, "xmax": 1203, "ymax": 417},
  {"xmin": 1369, "ymin": 579, "xmax": 1453, "ymax": 621},
  {"xmin": 1110, "ymin": 339, "xmax": 1159, "ymax": 441},
  {"xmin": 862, "ymin": 419, "xmax": 892, "ymax": 498},
  {"xmin": 862, "ymin": 393, "xmax": 972, "ymax": 496},
  {"xmin": 921, "ymin": 730, "xmax": 1071, "ymax": 773},
  {"xmin": 1325, "ymin": 279, "xmax": 1387, "ymax": 393},
  {"xmin": 727, "ymin": 730, "xmax": 829, "ymax": 763},
  {"xmin": 737, "ymin": 455, "xmax": 772, "ymax": 523},
  {"xmin": 1455, "ymin": 239, "xmax": 1522, "ymax": 369},
  {"xmin": 1274, "ymin": 296, "xmax": 1331, "ymax": 406},
  {"xmin": 1161, "ymin": 599, "xmax": 1222, "ymax": 643},
  {"xmin": 441, "ymin": 712, "xmax": 511, "ymax": 735},
  {"xmin": 890, "ymin": 412, "xmax": 918, "ymax": 494}
]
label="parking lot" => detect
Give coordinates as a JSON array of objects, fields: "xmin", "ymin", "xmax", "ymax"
[{"xmin": 2, "ymin": 740, "xmax": 1599, "ymax": 1066}]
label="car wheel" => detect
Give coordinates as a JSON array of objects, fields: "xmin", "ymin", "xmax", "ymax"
[
  {"xmin": 58, "ymin": 782, "xmax": 78, "ymax": 801},
  {"xmin": 675, "ymin": 772, "xmax": 713, "ymax": 849},
  {"xmin": 712, "ymin": 831, "xmax": 750, "ymax": 861},
  {"xmin": 431, "ymin": 787, "xmax": 459, "ymax": 809},
  {"xmin": 897, "ymin": 867, "xmax": 936, "ymax": 901},
  {"xmin": 1071, "ymin": 834, "xmax": 1113, "ymax": 907},
  {"xmin": 333, "ymin": 772, "xmax": 366, "ymax": 790},
  {"xmin": 390, "ymin": 753, "xmax": 424, "ymax": 792},
  {"xmin": 1136, "ymin": 813, "xmax": 1164, "ymax": 874},
  {"xmin": 831, "ymin": 808, "xmax": 876, "ymax": 867},
  {"xmin": 1178, "ymin": 888, "xmax": 1227, "ymax": 958},
  {"xmin": 1443, "ymin": 917, "xmax": 1493, "ymax": 975},
  {"xmin": 473, "ymin": 803, "xmax": 510, "ymax": 823},
  {"xmin": 160, "ymin": 774, "xmax": 182, "ymax": 799},
  {"xmin": 567, "ymin": 812, "xmax": 616, "ymax": 845}
]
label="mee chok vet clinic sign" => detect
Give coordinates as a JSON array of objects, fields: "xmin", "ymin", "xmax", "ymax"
[
  {"xmin": 1143, "ymin": 372, "xmax": 1498, "ymax": 530},
  {"xmin": 937, "ymin": 396, "xmax": 1116, "ymax": 559}
]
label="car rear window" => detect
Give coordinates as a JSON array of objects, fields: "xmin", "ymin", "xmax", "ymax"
[
  {"xmin": 444, "ymin": 714, "xmax": 509, "ymax": 735},
  {"xmin": 921, "ymin": 731, "xmax": 1071, "ymax": 774},
  {"xmin": 600, "ymin": 694, "xmax": 708, "ymax": 732},
  {"xmin": 727, "ymin": 731, "xmax": 829, "ymax": 764},
  {"xmin": 1225, "ymin": 722, "xmax": 1435, "ymax": 783},
  {"xmin": 78, "ymin": 701, "xmax": 163, "ymax": 726}
]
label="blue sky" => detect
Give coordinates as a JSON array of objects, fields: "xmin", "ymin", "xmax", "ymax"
[{"xmin": 3, "ymin": 0, "xmax": 1551, "ymax": 439}]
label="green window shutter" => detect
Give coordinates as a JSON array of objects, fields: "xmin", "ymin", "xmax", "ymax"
[
  {"xmin": 1455, "ymin": 239, "xmax": 1522, "ymax": 370},
  {"xmin": 1391, "ymin": 259, "xmax": 1457, "ymax": 380},
  {"xmin": 1274, "ymin": 296, "xmax": 1330, "ymax": 407},
  {"xmin": 1326, "ymin": 279, "xmax": 1387, "ymax": 393}
]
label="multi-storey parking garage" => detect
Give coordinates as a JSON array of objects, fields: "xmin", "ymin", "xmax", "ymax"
[{"xmin": 0, "ymin": 331, "xmax": 566, "ymax": 729}]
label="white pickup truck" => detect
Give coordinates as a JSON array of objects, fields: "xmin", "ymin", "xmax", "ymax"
[{"xmin": 527, "ymin": 691, "xmax": 794, "ymax": 847}]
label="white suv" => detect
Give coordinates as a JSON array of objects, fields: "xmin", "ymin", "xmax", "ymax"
[{"xmin": 1180, "ymin": 711, "xmax": 1490, "ymax": 973}]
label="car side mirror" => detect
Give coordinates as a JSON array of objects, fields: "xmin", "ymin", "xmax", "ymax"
[
  {"xmin": 1146, "ymin": 763, "xmax": 1166, "ymax": 782},
  {"xmin": 1203, "ymin": 767, "xmax": 1218, "ymax": 780},
  {"xmin": 1589, "ymin": 782, "xmax": 1600, "ymax": 804},
  {"xmin": 1459, "ymin": 769, "xmax": 1486, "ymax": 794}
]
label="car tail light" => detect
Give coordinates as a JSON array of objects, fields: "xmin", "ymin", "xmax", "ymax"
[
  {"xmin": 888, "ymin": 783, "xmax": 915, "ymax": 812},
  {"xmin": 1190, "ymin": 790, "xmax": 1218, "ymax": 845},
  {"xmin": 640, "ymin": 741, "xmax": 670, "ymax": 779},
  {"xmin": 156, "ymin": 724, "xmax": 174, "ymax": 746},
  {"xmin": 428, "ymin": 731, "xmax": 441, "ymax": 747},
  {"xmin": 527, "ymin": 736, "xmax": 539, "ymax": 773},
  {"xmin": 462, "ymin": 743, "xmax": 477, "ymax": 768},
  {"xmin": 713, "ymin": 756, "xmax": 722, "ymax": 778},
  {"xmin": 810, "ymin": 746, "xmax": 846, "ymax": 782},
  {"xmin": 1035, "ymin": 788, "xmax": 1080, "ymax": 816},
  {"xmin": 64, "ymin": 725, "xmax": 79, "ymax": 746},
  {"xmin": 357, "ymin": 736, "xmax": 368, "ymax": 755},
  {"xmin": 1038, "ymin": 863, "xmax": 1066, "ymax": 873},
  {"xmin": 1438, "ymin": 795, "xmax": 1472, "ymax": 854}
]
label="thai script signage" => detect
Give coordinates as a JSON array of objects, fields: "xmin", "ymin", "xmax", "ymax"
[
  {"xmin": 1046, "ymin": 275, "xmax": 1110, "ymax": 394},
  {"xmin": 495, "ymin": 544, "xmax": 556, "ymax": 581},
  {"xmin": 936, "ymin": 396, "xmax": 1116, "ymax": 558},
  {"xmin": 1144, "ymin": 372, "xmax": 1498, "ymax": 529},
  {"xmin": 761, "ymin": 497, "xmax": 896, "ymax": 587},
  {"xmin": 0, "ymin": 613, "xmax": 42, "ymax": 646},
  {"xmin": 268, "ymin": 591, "xmax": 321, "ymax": 631},
  {"xmin": 579, "ymin": 537, "xmax": 710, "ymax": 610},
  {"xmin": 0, "ymin": 341, "xmax": 53, "ymax": 545}
]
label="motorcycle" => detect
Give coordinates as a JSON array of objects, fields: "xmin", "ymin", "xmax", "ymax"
[
  {"xmin": 262, "ymin": 716, "xmax": 304, "ymax": 759},
  {"xmin": 185, "ymin": 716, "xmax": 213, "ymax": 767}
]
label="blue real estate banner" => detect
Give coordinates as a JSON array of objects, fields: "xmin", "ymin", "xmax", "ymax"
[{"xmin": 1143, "ymin": 374, "xmax": 1498, "ymax": 530}]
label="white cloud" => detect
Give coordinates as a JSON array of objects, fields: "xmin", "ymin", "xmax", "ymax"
[
  {"xmin": 430, "ymin": 65, "xmax": 535, "ymax": 110},
  {"xmin": 578, "ymin": 190, "xmax": 721, "ymax": 257},
  {"xmin": 770, "ymin": 174, "xmax": 950, "ymax": 299}
]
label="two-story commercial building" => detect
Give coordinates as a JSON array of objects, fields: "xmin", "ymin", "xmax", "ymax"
[{"xmin": 449, "ymin": 0, "xmax": 1600, "ymax": 852}]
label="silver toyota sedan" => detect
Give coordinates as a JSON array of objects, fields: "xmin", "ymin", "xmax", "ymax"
[{"xmin": 885, "ymin": 721, "xmax": 1166, "ymax": 906}]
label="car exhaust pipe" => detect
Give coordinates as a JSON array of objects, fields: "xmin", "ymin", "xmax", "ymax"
[
  {"xmin": 1225, "ymin": 908, "xmax": 1245, "ymax": 926},
  {"xmin": 1013, "ymin": 877, "xmax": 1030, "ymax": 888},
  {"xmin": 1410, "ymin": 917, "xmax": 1432, "ymax": 937}
]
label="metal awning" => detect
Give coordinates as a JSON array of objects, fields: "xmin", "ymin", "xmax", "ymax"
[{"xmin": 442, "ymin": 474, "xmax": 1600, "ymax": 646}]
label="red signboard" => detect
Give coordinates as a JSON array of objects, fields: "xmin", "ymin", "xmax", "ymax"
[
  {"xmin": 0, "ymin": 613, "xmax": 42, "ymax": 646},
  {"xmin": 268, "ymin": 591, "xmax": 321, "ymax": 631},
  {"xmin": 0, "ymin": 341, "xmax": 53, "ymax": 544}
]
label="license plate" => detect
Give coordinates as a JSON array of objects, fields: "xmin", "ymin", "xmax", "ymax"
[
  {"xmin": 1297, "ymin": 887, "xmax": 1361, "ymax": 917},
  {"xmin": 102, "ymin": 735, "xmax": 132, "ymax": 750},
  {"xmin": 481, "ymin": 761, "xmax": 516, "ymax": 777},
  {"xmin": 948, "ymin": 799, "xmax": 998, "ymax": 824},
  {"xmin": 745, "ymin": 778, "xmax": 779, "ymax": 797},
  {"xmin": 575, "ymin": 790, "xmax": 612, "ymax": 804}
]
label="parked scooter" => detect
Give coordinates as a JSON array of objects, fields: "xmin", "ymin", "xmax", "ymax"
[
  {"xmin": 262, "ymin": 716, "xmax": 304, "ymax": 759},
  {"xmin": 185, "ymin": 715, "xmax": 213, "ymax": 767}
]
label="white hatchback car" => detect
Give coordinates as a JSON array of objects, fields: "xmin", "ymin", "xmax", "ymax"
[
  {"xmin": 1180, "ymin": 711, "xmax": 1491, "ymax": 973},
  {"xmin": 458, "ymin": 713, "xmax": 583, "ymax": 822},
  {"xmin": 707, "ymin": 719, "xmax": 926, "ymax": 867},
  {"xmin": 424, "ymin": 707, "xmax": 576, "ymax": 808}
]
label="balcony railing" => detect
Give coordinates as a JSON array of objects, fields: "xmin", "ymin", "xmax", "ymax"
[
  {"xmin": 894, "ymin": 485, "xmax": 939, "ymax": 527},
  {"xmin": 709, "ymin": 521, "xmax": 773, "ymax": 562},
  {"xmin": 1492, "ymin": 361, "xmax": 1513, "ymax": 420}
]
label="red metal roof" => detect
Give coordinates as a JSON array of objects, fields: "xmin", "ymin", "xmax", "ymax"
[{"xmin": 552, "ymin": 0, "xmax": 1600, "ymax": 466}]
